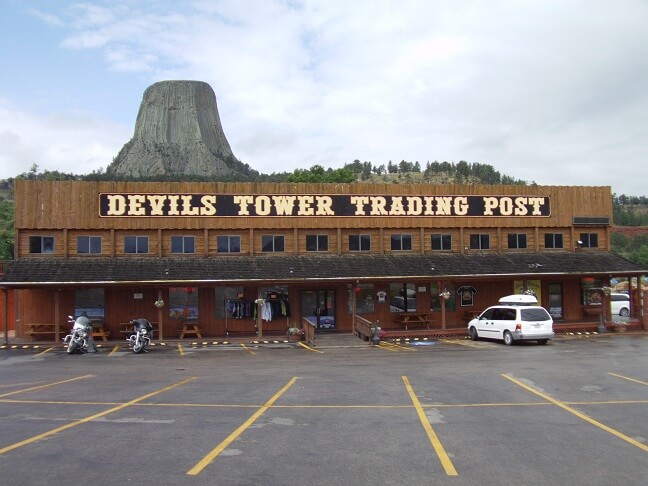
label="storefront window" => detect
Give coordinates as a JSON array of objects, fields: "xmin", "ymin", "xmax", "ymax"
[
  {"xmin": 215, "ymin": 286, "xmax": 244, "ymax": 318},
  {"xmin": 430, "ymin": 283, "xmax": 455, "ymax": 312},
  {"xmin": 389, "ymin": 283, "xmax": 416, "ymax": 313},
  {"xmin": 347, "ymin": 284, "xmax": 375, "ymax": 314},
  {"xmin": 581, "ymin": 278, "xmax": 603, "ymax": 305},
  {"xmin": 74, "ymin": 288, "xmax": 105, "ymax": 320},
  {"xmin": 513, "ymin": 280, "xmax": 542, "ymax": 302},
  {"xmin": 169, "ymin": 287, "xmax": 199, "ymax": 320}
]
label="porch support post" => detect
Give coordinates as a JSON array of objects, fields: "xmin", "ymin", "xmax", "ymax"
[
  {"xmin": 157, "ymin": 289, "xmax": 164, "ymax": 340},
  {"xmin": 2, "ymin": 288, "xmax": 8, "ymax": 345},
  {"xmin": 54, "ymin": 289, "xmax": 60, "ymax": 342}
]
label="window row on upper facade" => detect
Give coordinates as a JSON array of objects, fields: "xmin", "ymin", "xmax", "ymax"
[{"xmin": 22, "ymin": 228, "xmax": 604, "ymax": 257}]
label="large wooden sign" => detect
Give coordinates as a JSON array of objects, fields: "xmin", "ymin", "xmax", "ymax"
[{"xmin": 100, "ymin": 193, "xmax": 550, "ymax": 218}]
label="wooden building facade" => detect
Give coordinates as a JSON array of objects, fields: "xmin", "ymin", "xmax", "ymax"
[{"xmin": 1, "ymin": 180, "xmax": 646, "ymax": 341}]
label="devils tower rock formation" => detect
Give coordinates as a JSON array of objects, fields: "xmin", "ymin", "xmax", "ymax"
[{"xmin": 108, "ymin": 80, "xmax": 238, "ymax": 177}]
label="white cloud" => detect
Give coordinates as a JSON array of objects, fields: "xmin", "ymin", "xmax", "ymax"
[
  {"xmin": 3, "ymin": 0, "xmax": 648, "ymax": 196},
  {"xmin": 0, "ymin": 99, "xmax": 128, "ymax": 178}
]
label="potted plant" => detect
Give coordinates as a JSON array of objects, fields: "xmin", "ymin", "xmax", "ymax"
[{"xmin": 286, "ymin": 322, "xmax": 305, "ymax": 341}]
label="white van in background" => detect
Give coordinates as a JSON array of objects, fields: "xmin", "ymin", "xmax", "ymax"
[{"xmin": 610, "ymin": 293, "xmax": 630, "ymax": 316}]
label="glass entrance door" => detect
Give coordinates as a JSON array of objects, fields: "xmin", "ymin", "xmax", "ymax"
[{"xmin": 301, "ymin": 290, "xmax": 336, "ymax": 330}]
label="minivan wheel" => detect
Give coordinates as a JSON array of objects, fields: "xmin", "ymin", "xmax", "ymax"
[
  {"xmin": 619, "ymin": 308, "xmax": 629, "ymax": 317},
  {"xmin": 469, "ymin": 327, "xmax": 479, "ymax": 341},
  {"xmin": 503, "ymin": 331, "xmax": 514, "ymax": 346},
  {"xmin": 537, "ymin": 339, "xmax": 548, "ymax": 345}
]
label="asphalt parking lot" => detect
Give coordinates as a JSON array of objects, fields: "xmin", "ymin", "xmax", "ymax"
[{"xmin": 1, "ymin": 333, "xmax": 647, "ymax": 486}]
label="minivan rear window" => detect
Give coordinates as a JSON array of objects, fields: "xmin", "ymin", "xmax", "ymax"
[{"xmin": 521, "ymin": 308, "xmax": 551, "ymax": 321}]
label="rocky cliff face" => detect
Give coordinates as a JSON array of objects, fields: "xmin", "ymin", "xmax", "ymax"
[{"xmin": 108, "ymin": 80, "xmax": 237, "ymax": 177}]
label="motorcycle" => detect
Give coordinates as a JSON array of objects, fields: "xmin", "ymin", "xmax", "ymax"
[
  {"xmin": 126, "ymin": 318, "xmax": 153, "ymax": 353},
  {"xmin": 62, "ymin": 315, "xmax": 94, "ymax": 354}
]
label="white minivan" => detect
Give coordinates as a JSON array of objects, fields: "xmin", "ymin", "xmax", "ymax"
[
  {"xmin": 610, "ymin": 293, "xmax": 630, "ymax": 317},
  {"xmin": 467, "ymin": 294, "xmax": 555, "ymax": 345}
]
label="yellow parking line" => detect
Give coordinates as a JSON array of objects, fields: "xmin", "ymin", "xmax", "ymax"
[
  {"xmin": 298, "ymin": 342, "xmax": 324, "ymax": 353},
  {"xmin": 607, "ymin": 372, "xmax": 648, "ymax": 386},
  {"xmin": 107, "ymin": 345, "xmax": 120, "ymax": 356},
  {"xmin": 239, "ymin": 343, "xmax": 256, "ymax": 355},
  {"xmin": 0, "ymin": 375, "xmax": 94, "ymax": 399},
  {"xmin": 402, "ymin": 376, "xmax": 458, "ymax": 476},
  {"xmin": 502, "ymin": 374, "xmax": 648, "ymax": 454},
  {"xmin": 178, "ymin": 344, "xmax": 184, "ymax": 356},
  {"xmin": 0, "ymin": 377, "xmax": 196, "ymax": 456},
  {"xmin": 380, "ymin": 341, "xmax": 416, "ymax": 352},
  {"xmin": 33, "ymin": 347, "xmax": 55, "ymax": 357},
  {"xmin": 187, "ymin": 377, "xmax": 299, "ymax": 476}
]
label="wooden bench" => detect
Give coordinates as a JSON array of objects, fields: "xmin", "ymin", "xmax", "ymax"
[
  {"xmin": 91, "ymin": 324, "xmax": 110, "ymax": 341},
  {"xmin": 178, "ymin": 323, "xmax": 202, "ymax": 339},
  {"xmin": 394, "ymin": 313, "xmax": 433, "ymax": 330},
  {"xmin": 25, "ymin": 323, "xmax": 59, "ymax": 339}
]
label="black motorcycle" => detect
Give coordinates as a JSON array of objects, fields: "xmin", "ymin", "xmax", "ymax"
[{"xmin": 126, "ymin": 318, "xmax": 153, "ymax": 353}]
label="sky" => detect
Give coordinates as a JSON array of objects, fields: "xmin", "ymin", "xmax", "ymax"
[{"xmin": 1, "ymin": 1, "xmax": 647, "ymax": 196}]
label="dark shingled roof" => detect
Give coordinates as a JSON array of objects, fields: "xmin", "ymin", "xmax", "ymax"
[{"xmin": 1, "ymin": 252, "xmax": 645, "ymax": 287}]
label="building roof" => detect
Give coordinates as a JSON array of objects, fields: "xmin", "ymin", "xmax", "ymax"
[{"xmin": 1, "ymin": 252, "xmax": 645, "ymax": 287}]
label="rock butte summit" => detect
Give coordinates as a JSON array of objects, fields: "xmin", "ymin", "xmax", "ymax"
[{"xmin": 108, "ymin": 80, "xmax": 238, "ymax": 178}]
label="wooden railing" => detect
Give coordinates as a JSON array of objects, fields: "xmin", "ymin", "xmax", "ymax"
[
  {"xmin": 301, "ymin": 317, "xmax": 316, "ymax": 346},
  {"xmin": 354, "ymin": 315, "xmax": 374, "ymax": 341}
]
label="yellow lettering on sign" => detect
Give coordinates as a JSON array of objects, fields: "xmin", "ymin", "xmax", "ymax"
[
  {"xmin": 180, "ymin": 195, "xmax": 200, "ymax": 216},
  {"xmin": 200, "ymin": 195, "xmax": 217, "ymax": 216},
  {"xmin": 255, "ymin": 196, "xmax": 272, "ymax": 216},
  {"xmin": 390, "ymin": 197, "xmax": 405, "ymax": 215},
  {"xmin": 454, "ymin": 197, "xmax": 468, "ymax": 216},
  {"xmin": 483, "ymin": 197, "xmax": 499, "ymax": 216},
  {"xmin": 274, "ymin": 196, "xmax": 297, "ymax": 215},
  {"xmin": 148, "ymin": 195, "xmax": 166, "ymax": 216},
  {"xmin": 351, "ymin": 196, "xmax": 370, "ymax": 215},
  {"xmin": 406, "ymin": 197, "xmax": 422, "ymax": 215},
  {"xmin": 297, "ymin": 196, "xmax": 313, "ymax": 216},
  {"xmin": 128, "ymin": 195, "xmax": 147, "ymax": 216},
  {"xmin": 370, "ymin": 197, "xmax": 387, "ymax": 215},
  {"xmin": 106, "ymin": 195, "xmax": 126, "ymax": 216},
  {"xmin": 234, "ymin": 196, "xmax": 253, "ymax": 215},
  {"xmin": 315, "ymin": 196, "xmax": 334, "ymax": 216}
]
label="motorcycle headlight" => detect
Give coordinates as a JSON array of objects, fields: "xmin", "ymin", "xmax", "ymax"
[{"xmin": 141, "ymin": 329, "xmax": 148, "ymax": 335}]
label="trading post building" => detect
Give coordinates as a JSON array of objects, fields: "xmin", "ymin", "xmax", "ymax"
[{"xmin": 1, "ymin": 180, "xmax": 646, "ymax": 342}]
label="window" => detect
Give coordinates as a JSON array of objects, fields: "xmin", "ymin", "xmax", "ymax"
[
  {"xmin": 77, "ymin": 236, "xmax": 102, "ymax": 254},
  {"xmin": 347, "ymin": 284, "xmax": 375, "ymax": 314},
  {"xmin": 306, "ymin": 234, "xmax": 329, "ymax": 252},
  {"xmin": 579, "ymin": 233, "xmax": 598, "ymax": 248},
  {"xmin": 581, "ymin": 277, "xmax": 603, "ymax": 305},
  {"xmin": 215, "ymin": 286, "xmax": 244, "ymax": 318},
  {"xmin": 508, "ymin": 233, "xmax": 527, "ymax": 249},
  {"xmin": 389, "ymin": 282, "xmax": 416, "ymax": 313},
  {"xmin": 431, "ymin": 234, "xmax": 452, "ymax": 251},
  {"xmin": 545, "ymin": 233, "xmax": 563, "ymax": 249},
  {"xmin": 430, "ymin": 282, "xmax": 455, "ymax": 311},
  {"xmin": 391, "ymin": 234, "xmax": 412, "ymax": 251},
  {"xmin": 124, "ymin": 236, "xmax": 149, "ymax": 254},
  {"xmin": 29, "ymin": 236, "xmax": 54, "ymax": 254},
  {"xmin": 171, "ymin": 236, "xmax": 195, "ymax": 254},
  {"xmin": 74, "ymin": 288, "xmax": 104, "ymax": 320},
  {"xmin": 169, "ymin": 287, "xmax": 199, "ymax": 320},
  {"xmin": 469, "ymin": 234, "xmax": 490, "ymax": 250},
  {"xmin": 217, "ymin": 235, "xmax": 241, "ymax": 253},
  {"xmin": 349, "ymin": 234, "xmax": 371, "ymax": 251},
  {"xmin": 262, "ymin": 235, "xmax": 285, "ymax": 252}
]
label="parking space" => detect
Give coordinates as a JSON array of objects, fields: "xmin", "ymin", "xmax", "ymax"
[{"xmin": 1, "ymin": 334, "xmax": 647, "ymax": 485}]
